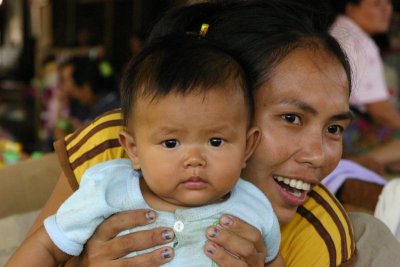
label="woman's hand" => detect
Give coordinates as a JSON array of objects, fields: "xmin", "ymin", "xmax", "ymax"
[
  {"xmin": 204, "ymin": 215, "xmax": 268, "ymax": 267},
  {"xmin": 66, "ymin": 209, "xmax": 175, "ymax": 267}
]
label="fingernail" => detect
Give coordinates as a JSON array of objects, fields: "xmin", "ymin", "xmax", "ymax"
[
  {"xmin": 162, "ymin": 230, "xmax": 173, "ymax": 240},
  {"xmin": 221, "ymin": 215, "xmax": 233, "ymax": 226},
  {"xmin": 146, "ymin": 210, "xmax": 156, "ymax": 221},
  {"xmin": 206, "ymin": 244, "xmax": 218, "ymax": 254},
  {"xmin": 208, "ymin": 227, "xmax": 218, "ymax": 238},
  {"xmin": 161, "ymin": 248, "xmax": 171, "ymax": 259}
]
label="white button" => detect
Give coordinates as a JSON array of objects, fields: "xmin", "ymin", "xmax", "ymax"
[{"xmin": 174, "ymin": 220, "xmax": 184, "ymax": 232}]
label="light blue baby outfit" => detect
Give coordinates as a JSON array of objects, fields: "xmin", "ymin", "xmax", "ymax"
[{"xmin": 44, "ymin": 159, "xmax": 280, "ymax": 266}]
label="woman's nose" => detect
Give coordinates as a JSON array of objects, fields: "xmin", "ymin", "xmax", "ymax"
[{"xmin": 295, "ymin": 135, "xmax": 325, "ymax": 168}]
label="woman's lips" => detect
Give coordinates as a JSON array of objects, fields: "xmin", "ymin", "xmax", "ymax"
[{"xmin": 273, "ymin": 175, "xmax": 310, "ymax": 206}]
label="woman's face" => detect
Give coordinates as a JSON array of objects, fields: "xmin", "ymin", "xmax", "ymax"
[
  {"xmin": 242, "ymin": 48, "xmax": 352, "ymax": 224},
  {"xmin": 347, "ymin": 0, "xmax": 392, "ymax": 34}
]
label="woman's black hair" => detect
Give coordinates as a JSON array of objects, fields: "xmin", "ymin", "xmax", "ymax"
[
  {"xmin": 147, "ymin": 0, "xmax": 352, "ymax": 95},
  {"xmin": 120, "ymin": 34, "xmax": 251, "ymax": 127},
  {"xmin": 60, "ymin": 56, "xmax": 118, "ymax": 96}
]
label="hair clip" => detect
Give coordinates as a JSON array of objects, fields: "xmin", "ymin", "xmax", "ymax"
[{"xmin": 199, "ymin": 23, "xmax": 209, "ymax": 37}]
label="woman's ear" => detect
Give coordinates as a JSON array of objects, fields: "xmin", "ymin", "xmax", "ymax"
[
  {"xmin": 119, "ymin": 130, "xmax": 141, "ymax": 169},
  {"xmin": 242, "ymin": 127, "xmax": 261, "ymax": 168}
]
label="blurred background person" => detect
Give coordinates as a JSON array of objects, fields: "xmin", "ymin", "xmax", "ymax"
[
  {"xmin": 53, "ymin": 56, "xmax": 120, "ymax": 141},
  {"xmin": 128, "ymin": 32, "xmax": 144, "ymax": 59},
  {"xmin": 330, "ymin": 0, "xmax": 400, "ymax": 174}
]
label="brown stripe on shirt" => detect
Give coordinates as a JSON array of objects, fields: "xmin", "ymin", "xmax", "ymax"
[
  {"xmin": 318, "ymin": 184, "xmax": 356, "ymax": 255},
  {"xmin": 65, "ymin": 108, "xmax": 122, "ymax": 145},
  {"xmin": 297, "ymin": 205, "xmax": 336, "ymax": 267},
  {"xmin": 54, "ymin": 139, "xmax": 79, "ymax": 190},
  {"xmin": 70, "ymin": 139, "xmax": 121, "ymax": 171},
  {"xmin": 308, "ymin": 189, "xmax": 348, "ymax": 262},
  {"xmin": 66, "ymin": 119, "xmax": 123, "ymax": 156}
]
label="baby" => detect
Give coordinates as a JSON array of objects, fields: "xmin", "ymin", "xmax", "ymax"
[{"xmin": 10, "ymin": 33, "xmax": 283, "ymax": 267}]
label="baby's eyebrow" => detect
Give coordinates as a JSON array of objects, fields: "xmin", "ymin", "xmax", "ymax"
[{"xmin": 155, "ymin": 126, "xmax": 180, "ymax": 134}]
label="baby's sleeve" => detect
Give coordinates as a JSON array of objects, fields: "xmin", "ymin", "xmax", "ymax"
[
  {"xmin": 263, "ymin": 211, "xmax": 281, "ymax": 263},
  {"xmin": 44, "ymin": 164, "xmax": 122, "ymax": 256},
  {"xmin": 235, "ymin": 179, "xmax": 281, "ymax": 263}
]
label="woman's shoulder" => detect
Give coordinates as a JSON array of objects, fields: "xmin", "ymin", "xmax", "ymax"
[
  {"xmin": 54, "ymin": 109, "xmax": 127, "ymax": 188},
  {"xmin": 280, "ymin": 184, "xmax": 357, "ymax": 267}
]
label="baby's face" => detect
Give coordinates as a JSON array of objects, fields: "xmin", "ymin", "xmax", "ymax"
[{"xmin": 129, "ymin": 83, "xmax": 253, "ymax": 210}]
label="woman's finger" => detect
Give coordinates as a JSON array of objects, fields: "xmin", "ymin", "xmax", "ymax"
[
  {"xmin": 217, "ymin": 215, "xmax": 266, "ymax": 253},
  {"xmin": 73, "ymin": 209, "xmax": 175, "ymax": 266},
  {"xmin": 94, "ymin": 209, "xmax": 157, "ymax": 241},
  {"xmin": 206, "ymin": 215, "xmax": 267, "ymax": 266},
  {"xmin": 115, "ymin": 247, "xmax": 174, "ymax": 267},
  {"xmin": 107, "ymin": 228, "xmax": 174, "ymax": 259},
  {"xmin": 204, "ymin": 242, "xmax": 248, "ymax": 267},
  {"xmin": 74, "ymin": 246, "xmax": 174, "ymax": 267}
]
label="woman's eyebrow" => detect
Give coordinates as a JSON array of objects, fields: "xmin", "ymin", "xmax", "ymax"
[
  {"xmin": 330, "ymin": 111, "xmax": 353, "ymax": 122},
  {"xmin": 280, "ymin": 99, "xmax": 317, "ymax": 114},
  {"xmin": 280, "ymin": 99, "xmax": 353, "ymax": 121}
]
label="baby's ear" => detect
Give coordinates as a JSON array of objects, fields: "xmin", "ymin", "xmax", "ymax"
[
  {"xmin": 242, "ymin": 126, "xmax": 261, "ymax": 168},
  {"xmin": 119, "ymin": 130, "xmax": 141, "ymax": 169}
]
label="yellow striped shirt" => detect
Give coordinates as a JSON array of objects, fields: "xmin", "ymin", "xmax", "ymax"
[{"xmin": 55, "ymin": 109, "xmax": 357, "ymax": 266}]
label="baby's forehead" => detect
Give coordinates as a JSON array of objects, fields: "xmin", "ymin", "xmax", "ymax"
[
  {"xmin": 127, "ymin": 79, "xmax": 252, "ymax": 129},
  {"xmin": 129, "ymin": 87, "xmax": 250, "ymax": 136}
]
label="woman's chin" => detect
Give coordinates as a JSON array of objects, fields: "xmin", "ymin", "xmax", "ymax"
[{"xmin": 276, "ymin": 208, "xmax": 297, "ymax": 225}]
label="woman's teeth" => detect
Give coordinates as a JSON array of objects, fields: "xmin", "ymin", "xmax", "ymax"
[{"xmin": 274, "ymin": 176, "xmax": 311, "ymax": 191}]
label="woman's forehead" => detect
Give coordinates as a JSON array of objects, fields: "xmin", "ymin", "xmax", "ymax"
[
  {"xmin": 255, "ymin": 48, "xmax": 349, "ymax": 107},
  {"xmin": 271, "ymin": 48, "xmax": 347, "ymax": 88}
]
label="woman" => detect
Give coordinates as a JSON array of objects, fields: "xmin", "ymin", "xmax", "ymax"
[
  {"xmin": 330, "ymin": 0, "xmax": 400, "ymax": 173},
  {"xmin": 8, "ymin": 1, "xmax": 362, "ymax": 266}
]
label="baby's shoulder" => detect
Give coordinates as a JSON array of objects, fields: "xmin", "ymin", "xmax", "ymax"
[{"xmin": 81, "ymin": 159, "xmax": 135, "ymax": 186}]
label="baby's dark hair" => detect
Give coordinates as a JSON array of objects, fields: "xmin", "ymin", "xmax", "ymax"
[{"xmin": 120, "ymin": 34, "xmax": 252, "ymax": 127}]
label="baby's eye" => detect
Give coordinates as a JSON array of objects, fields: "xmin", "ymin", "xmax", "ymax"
[
  {"xmin": 209, "ymin": 138, "xmax": 225, "ymax": 147},
  {"xmin": 162, "ymin": 139, "xmax": 180, "ymax": 148},
  {"xmin": 282, "ymin": 114, "xmax": 301, "ymax": 125},
  {"xmin": 327, "ymin": 125, "xmax": 344, "ymax": 135}
]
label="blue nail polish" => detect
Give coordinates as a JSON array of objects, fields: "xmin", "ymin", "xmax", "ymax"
[
  {"xmin": 146, "ymin": 210, "xmax": 156, "ymax": 221},
  {"xmin": 209, "ymin": 228, "xmax": 218, "ymax": 238},
  {"xmin": 221, "ymin": 215, "xmax": 233, "ymax": 226},
  {"xmin": 162, "ymin": 249, "xmax": 171, "ymax": 259},
  {"xmin": 162, "ymin": 230, "xmax": 172, "ymax": 240},
  {"xmin": 206, "ymin": 245, "xmax": 216, "ymax": 254}
]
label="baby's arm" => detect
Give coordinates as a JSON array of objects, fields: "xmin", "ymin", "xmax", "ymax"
[{"xmin": 6, "ymin": 226, "xmax": 70, "ymax": 267}]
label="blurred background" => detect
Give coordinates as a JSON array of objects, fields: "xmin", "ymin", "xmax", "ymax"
[
  {"xmin": 0, "ymin": 0, "xmax": 195, "ymax": 166},
  {"xmin": 0, "ymin": 0, "xmax": 399, "ymax": 167}
]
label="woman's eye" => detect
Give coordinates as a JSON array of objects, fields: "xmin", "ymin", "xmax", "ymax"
[
  {"xmin": 209, "ymin": 138, "xmax": 224, "ymax": 147},
  {"xmin": 162, "ymin": 139, "xmax": 179, "ymax": 148},
  {"xmin": 327, "ymin": 125, "xmax": 344, "ymax": 135},
  {"xmin": 282, "ymin": 114, "xmax": 301, "ymax": 125}
]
